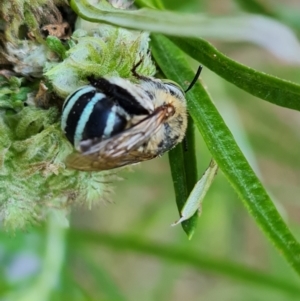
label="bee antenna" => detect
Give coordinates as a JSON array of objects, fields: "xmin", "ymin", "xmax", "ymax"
[{"xmin": 184, "ymin": 65, "xmax": 203, "ymax": 93}]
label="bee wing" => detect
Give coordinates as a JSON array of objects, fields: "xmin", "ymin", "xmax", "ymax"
[{"xmin": 66, "ymin": 108, "xmax": 167, "ymax": 171}]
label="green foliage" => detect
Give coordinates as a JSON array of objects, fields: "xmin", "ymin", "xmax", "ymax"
[
  {"xmin": 0, "ymin": 1, "xmax": 156, "ymax": 231},
  {"xmin": 1, "ymin": 0, "xmax": 300, "ymax": 300},
  {"xmin": 45, "ymin": 25, "xmax": 155, "ymax": 97},
  {"xmin": 168, "ymin": 37, "xmax": 300, "ymax": 111},
  {"xmin": 168, "ymin": 139, "xmax": 198, "ymax": 238},
  {"xmin": 0, "ymin": 77, "xmax": 33, "ymax": 110},
  {"xmin": 0, "ymin": 101, "xmax": 112, "ymax": 230},
  {"xmin": 46, "ymin": 36, "xmax": 68, "ymax": 60},
  {"xmin": 151, "ymin": 34, "xmax": 300, "ymax": 273},
  {"xmin": 0, "ymin": 0, "xmax": 67, "ymax": 42}
]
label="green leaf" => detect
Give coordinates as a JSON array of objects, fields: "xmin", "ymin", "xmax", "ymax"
[
  {"xmin": 169, "ymin": 36, "xmax": 300, "ymax": 112},
  {"xmin": 135, "ymin": 0, "xmax": 164, "ymax": 9},
  {"xmin": 70, "ymin": 0, "xmax": 300, "ymax": 62},
  {"xmin": 168, "ymin": 145, "xmax": 195, "ymax": 238},
  {"xmin": 70, "ymin": 230, "xmax": 300, "ymax": 296},
  {"xmin": 172, "ymin": 159, "xmax": 218, "ymax": 226},
  {"xmin": 78, "ymin": 252, "xmax": 128, "ymax": 301},
  {"xmin": 183, "ymin": 116, "xmax": 198, "ymax": 194},
  {"xmin": 151, "ymin": 34, "xmax": 300, "ymax": 276},
  {"xmin": 168, "ymin": 116, "xmax": 199, "ymax": 238},
  {"xmin": 0, "ymin": 77, "xmax": 34, "ymax": 110},
  {"xmin": 46, "ymin": 36, "xmax": 67, "ymax": 59},
  {"xmin": 234, "ymin": 0, "xmax": 274, "ymax": 17}
]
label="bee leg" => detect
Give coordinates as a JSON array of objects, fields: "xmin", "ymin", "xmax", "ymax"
[
  {"xmin": 86, "ymin": 76, "xmax": 108, "ymax": 90},
  {"xmin": 131, "ymin": 51, "xmax": 151, "ymax": 80},
  {"xmin": 131, "ymin": 57, "xmax": 143, "ymax": 78},
  {"xmin": 183, "ymin": 137, "xmax": 188, "ymax": 152},
  {"xmin": 86, "ymin": 74, "xmax": 98, "ymax": 85}
]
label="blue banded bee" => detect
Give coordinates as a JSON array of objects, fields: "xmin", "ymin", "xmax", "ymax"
[{"xmin": 61, "ymin": 67, "xmax": 202, "ymax": 171}]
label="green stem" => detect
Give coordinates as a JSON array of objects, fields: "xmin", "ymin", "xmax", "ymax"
[
  {"xmin": 5, "ymin": 210, "xmax": 67, "ymax": 301},
  {"xmin": 70, "ymin": 229, "xmax": 300, "ymax": 296}
]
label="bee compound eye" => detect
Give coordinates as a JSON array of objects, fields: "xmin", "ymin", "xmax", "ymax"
[
  {"xmin": 161, "ymin": 80, "xmax": 185, "ymax": 96},
  {"xmin": 167, "ymin": 105, "xmax": 175, "ymax": 115}
]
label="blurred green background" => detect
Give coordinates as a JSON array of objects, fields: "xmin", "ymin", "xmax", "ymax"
[{"xmin": 1, "ymin": 0, "xmax": 300, "ymax": 300}]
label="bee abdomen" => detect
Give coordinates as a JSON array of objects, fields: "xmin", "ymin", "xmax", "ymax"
[{"xmin": 61, "ymin": 85, "xmax": 128, "ymax": 149}]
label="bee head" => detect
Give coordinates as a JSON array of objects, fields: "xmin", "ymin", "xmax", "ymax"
[{"xmin": 161, "ymin": 79, "xmax": 185, "ymax": 100}]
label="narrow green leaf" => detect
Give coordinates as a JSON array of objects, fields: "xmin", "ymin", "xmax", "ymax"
[
  {"xmin": 135, "ymin": 0, "xmax": 165, "ymax": 9},
  {"xmin": 78, "ymin": 251, "xmax": 128, "ymax": 301},
  {"xmin": 70, "ymin": 0, "xmax": 300, "ymax": 62},
  {"xmin": 235, "ymin": 0, "xmax": 300, "ymax": 32},
  {"xmin": 169, "ymin": 36, "xmax": 300, "ymax": 111},
  {"xmin": 183, "ymin": 116, "xmax": 198, "ymax": 193},
  {"xmin": 168, "ymin": 143, "xmax": 197, "ymax": 238},
  {"xmin": 69, "ymin": 230, "xmax": 300, "ymax": 296},
  {"xmin": 70, "ymin": 0, "xmax": 211, "ymax": 35},
  {"xmin": 178, "ymin": 116, "xmax": 198, "ymax": 239},
  {"xmin": 151, "ymin": 34, "xmax": 300, "ymax": 276},
  {"xmin": 60, "ymin": 267, "xmax": 96, "ymax": 301},
  {"xmin": 234, "ymin": 0, "xmax": 274, "ymax": 17},
  {"xmin": 172, "ymin": 159, "xmax": 218, "ymax": 226}
]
